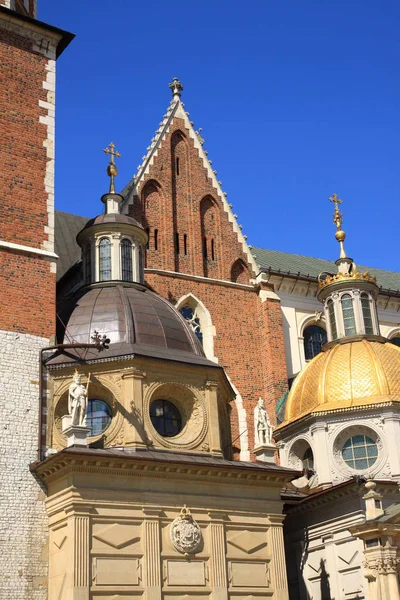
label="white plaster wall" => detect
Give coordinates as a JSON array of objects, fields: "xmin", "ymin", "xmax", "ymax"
[{"xmin": 0, "ymin": 331, "xmax": 48, "ymax": 600}]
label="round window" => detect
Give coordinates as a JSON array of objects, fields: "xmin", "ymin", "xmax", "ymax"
[
  {"xmin": 342, "ymin": 434, "xmax": 378, "ymax": 470},
  {"xmin": 86, "ymin": 399, "xmax": 112, "ymax": 436},
  {"xmin": 150, "ymin": 399, "xmax": 182, "ymax": 437}
]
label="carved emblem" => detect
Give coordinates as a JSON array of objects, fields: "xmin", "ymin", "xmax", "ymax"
[{"xmin": 170, "ymin": 505, "xmax": 202, "ymax": 555}]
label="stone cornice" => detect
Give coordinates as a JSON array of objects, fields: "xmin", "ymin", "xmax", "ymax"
[
  {"xmin": 31, "ymin": 449, "xmax": 298, "ymax": 488},
  {"xmin": 145, "ymin": 268, "xmax": 256, "ymax": 292}
]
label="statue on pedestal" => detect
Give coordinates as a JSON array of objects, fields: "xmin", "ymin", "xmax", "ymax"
[
  {"xmin": 68, "ymin": 371, "xmax": 90, "ymax": 427},
  {"xmin": 254, "ymin": 398, "xmax": 273, "ymax": 446}
]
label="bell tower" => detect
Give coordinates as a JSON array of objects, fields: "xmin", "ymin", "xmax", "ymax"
[{"xmin": 0, "ymin": 3, "xmax": 73, "ymax": 599}]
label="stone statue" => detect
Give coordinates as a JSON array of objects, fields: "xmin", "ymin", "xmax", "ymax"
[
  {"xmin": 254, "ymin": 398, "xmax": 273, "ymax": 446},
  {"xmin": 68, "ymin": 371, "xmax": 90, "ymax": 427}
]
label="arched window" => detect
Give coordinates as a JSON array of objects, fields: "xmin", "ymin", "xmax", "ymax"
[
  {"xmin": 180, "ymin": 305, "xmax": 203, "ymax": 345},
  {"xmin": 302, "ymin": 447, "xmax": 314, "ymax": 470},
  {"xmin": 121, "ymin": 239, "xmax": 133, "ymax": 281},
  {"xmin": 99, "ymin": 238, "xmax": 111, "ymax": 281},
  {"xmin": 85, "ymin": 242, "xmax": 92, "ymax": 284},
  {"xmin": 341, "ymin": 294, "xmax": 356, "ymax": 336},
  {"xmin": 327, "ymin": 299, "xmax": 337, "ymax": 339},
  {"xmin": 390, "ymin": 337, "xmax": 400, "ymax": 347},
  {"xmin": 361, "ymin": 293, "xmax": 373, "ymax": 334},
  {"xmin": 304, "ymin": 325, "xmax": 327, "ymax": 360}
]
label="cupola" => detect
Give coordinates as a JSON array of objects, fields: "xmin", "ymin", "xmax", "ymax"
[
  {"xmin": 76, "ymin": 143, "xmax": 148, "ymax": 285},
  {"xmin": 317, "ymin": 194, "xmax": 380, "ymax": 341}
]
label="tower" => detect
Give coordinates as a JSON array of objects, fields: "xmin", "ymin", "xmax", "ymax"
[
  {"xmin": 274, "ymin": 195, "xmax": 400, "ymax": 600},
  {"xmin": 0, "ymin": 3, "xmax": 73, "ymax": 598}
]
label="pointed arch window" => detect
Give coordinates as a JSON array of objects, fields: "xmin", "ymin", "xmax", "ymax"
[
  {"xmin": 327, "ymin": 299, "xmax": 337, "ymax": 340},
  {"xmin": 180, "ymin": 305, "xmax": 203, "ymax": 345},
  {"xmin": 121, "ymin": 239, "xmax": 133, "ymax": 281},
  {"xmin": 342, "ymin": 294, "xmax": 356, "ymax": 336},
  {"xmin": 361, "ymin": 293, "xmax": 374, "ymax": 335},
  {"xmin": 99, "ymin": 238, "xmax": 111, "ymax": 281}
]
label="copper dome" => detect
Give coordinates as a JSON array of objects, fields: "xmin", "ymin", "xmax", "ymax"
[{"xmin": 59, "ymin": 284, "xmax": 211, "ymax": 366}]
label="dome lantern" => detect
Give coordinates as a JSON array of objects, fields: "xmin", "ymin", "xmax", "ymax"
[
  {"xmin": 317, "ymin": 194, "xmax": 380, "ymax": 342},
  {"xmin": 76, "ymin": 142, "xmax": 148, "ymax": 286}
]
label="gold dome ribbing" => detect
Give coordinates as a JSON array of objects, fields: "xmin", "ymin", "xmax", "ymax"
[{"xmin": 280, "ymin": 340, "xmax": 400, "ymax": 426}]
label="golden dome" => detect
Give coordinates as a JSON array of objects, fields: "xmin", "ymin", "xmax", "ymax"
[{"xmin": 280, "ymin": 339, "xmax": 400, "ymax": 426}]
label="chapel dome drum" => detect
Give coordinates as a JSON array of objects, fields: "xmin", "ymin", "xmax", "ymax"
[
  {"xmin": 282, "ymin": 338, "xmax": 400, "ymax": 425},
  {"xmin": 60, "ymin": 283, "xmax": 209, "ymax": 365}
]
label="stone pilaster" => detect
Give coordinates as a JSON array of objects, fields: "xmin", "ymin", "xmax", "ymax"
[
  {"xmin": 269, "ymin": 519, "xmax": 289, "ymax": 600},
  {"xmin": 71, "ymin": 515, "xmax": 90, "ymax": 600},
  {"xmin": 143, "ymin": 507, "xmax": 162, "ymax": 600},
  {"xmin": 208, "ymin": 512, "xmax": 228, "ymax": 600},
  {"xmin": 122, "ymin": 368, "xmax": 147, "ymax": 447},
  {"xmin": 206, "ymin": 381, "xmax": 223, "ymax": 456}
]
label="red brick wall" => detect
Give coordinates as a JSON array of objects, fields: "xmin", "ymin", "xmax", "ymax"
[
  {"xmin": 130, "ymin": 117, "xmax": 254, "ymax": 283},
  {"xmin": 0, "ymin": 21, "xmax": 55, "ymax": 338}
]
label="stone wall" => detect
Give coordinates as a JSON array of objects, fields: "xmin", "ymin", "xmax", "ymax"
[{"xmin": 0, "ymin": 330, "xmax": 48, "ymax": 600}]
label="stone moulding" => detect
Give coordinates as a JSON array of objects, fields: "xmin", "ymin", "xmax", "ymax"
[{"xmin": 30, "ymin": 451, "xmax": 297, "ymax": 489}]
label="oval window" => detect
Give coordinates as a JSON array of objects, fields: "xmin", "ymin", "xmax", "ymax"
[
  {"xmin": 342, "ymin": 434, "xmax": 378, "ymax": 470},
  {"xmin": 87, "ymin": 399, "xmax": 112, "ymax": 436},
  {"xmin": 150, "ymin": 399, "xmax": 182, "ymax": 437}
]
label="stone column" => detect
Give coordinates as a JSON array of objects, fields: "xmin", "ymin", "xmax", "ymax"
[
  {"xmin": 122, "ymin": 368, "xmax": 147, "ymax": 447},
  {"xmin": 67, "ymin": 512, "xmax": 90, "ymax": 600},
  {"xmin": 208, "ymin": 511, "xmax": 228, "ymax": 600},
  {"xmin": 143, "ymin": 507, "xmax": 162, "ymax": 600},
  {"xmin": 383, "ymin": 414, "xmax": 400, "ymax": 479},
  {"xmin": 269, "ymin": 518, "xmax": 289, "ymax": 600},
  {"xmin": 206, "ymin": 381, "xmax": 223, "ymax": 456},
  {"xmin": 322, "ymin": 533, "xmax": 340, "ymax": 600},
  {"xmin": 310, "ymin": 421, "xmax": 331, "ymax": 487}
]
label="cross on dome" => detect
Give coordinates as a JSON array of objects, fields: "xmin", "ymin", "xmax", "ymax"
[
  {"xmin": 103, "ymin": 142, "xmax": 121, "ymax": 194},
  {"xmin": 329, "ymin": 193, "xmax": 347, "ymax": 259}
]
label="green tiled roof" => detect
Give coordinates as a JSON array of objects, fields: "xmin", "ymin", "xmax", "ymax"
[{"xmin": 251, "ymin": 246, "xmax": 400, "ymax": 293}]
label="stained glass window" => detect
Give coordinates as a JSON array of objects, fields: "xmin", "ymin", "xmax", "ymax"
[
  {"xmin": 361, "ymin": 293, "xmax": 373, "ymax": 334},
  {"xmin": 342, "ymin": 294, "xmax": 356, "ymax": 336},
  {"xmin": 99, "ymin": 238, "xmax": 111, "ymax": 281},
  {"xmin": 150, "ymin": 400, "xmax": 182, "ymax": 437},
  {"xmin": 327, "ymin": 299, "xmax": 337, "ymax": 340},
  {"xmin": 304, "ymin": 325, "xmax": 327, "ymax": 360},
  {"xmin": 342, "ymin": 434, "xmax": 378, "ymax": 470},
  {"xmin": 180, "ymin": 305, "xmax": 203, "ymax": 345},
  {"xmin": 86, "ymin": 399, "xmax": 112, "ymax": 436},
  {"xmin": 121, "ymin": 239, "xmax": 133, "ymax": 281}
]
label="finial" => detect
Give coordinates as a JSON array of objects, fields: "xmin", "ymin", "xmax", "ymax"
[
  {"xmin": 103, "ymin": 142, "xmax": 121, "ymax": 194},
  {"xmin": 329, "ymin": 193, "xmax": 347, "ymax": 259},
  {"xmin": 169, "ymin": 77, "xmax": 183, "ymax": 100}
]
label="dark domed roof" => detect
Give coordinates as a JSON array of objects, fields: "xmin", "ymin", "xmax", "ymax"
[
  {"xmin": 58, "ymin": 284, "xmax": 211, "ymax": 366},
  {"xmin": 82, "ymin": 213, "xmax": 142, "ymax": 230}
]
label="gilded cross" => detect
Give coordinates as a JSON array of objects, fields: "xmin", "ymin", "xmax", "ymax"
[
  {"xmin": 103, "ymin": 142, "xmax": 121, "ymax": 194},
  {"xmin": 329, "ymin": 193, "xmax": 343, "ymax": 230},
  {"xmin": 103, "ymin": 142, "xmax": 121, "ymax": 164}
]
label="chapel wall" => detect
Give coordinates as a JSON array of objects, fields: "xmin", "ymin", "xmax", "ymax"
[
  {"xmin": 44, "ymin": 468, "xmax": 289, "ymax": 600},
  {"xmin": 0, "ymin": 331, "xmax": 49, "ymax": 600}
]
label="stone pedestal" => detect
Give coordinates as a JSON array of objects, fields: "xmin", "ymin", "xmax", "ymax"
[
  {"xmin": 62, "ymin": 415, "xmax": 90, "ymax": 447},
  {"xmin": 253, "ymin": 443, "xmax": 276, "ymax": 463}
]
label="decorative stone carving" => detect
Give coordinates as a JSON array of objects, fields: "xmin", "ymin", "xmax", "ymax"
[
  {"xmin": 254, "ymin": 398, "xmax": 273, "ymax": 446},
  {"xmin": 68, "ymin": 370, "xmax": 90, "ymax": 426},
  {"xmin": 170, "ymin": 505, "xmax": 202, "ymax": 556}
]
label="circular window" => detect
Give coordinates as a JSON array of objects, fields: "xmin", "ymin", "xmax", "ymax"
[
  {"xmin": 87, "ymin": 399, "xmax": 112, "ymax": 436},
  {"xmin": 342, "ymin": 435, "xmax": 378, "ymax": 470},
  {"xmin": 150, "ymin": 400, "xmax": 182, "ymax": 437}
]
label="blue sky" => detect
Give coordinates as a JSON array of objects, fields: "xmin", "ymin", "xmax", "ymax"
[{"xmin": 40, "ymin": 0, "xmax": 400, "ymax": 271}]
